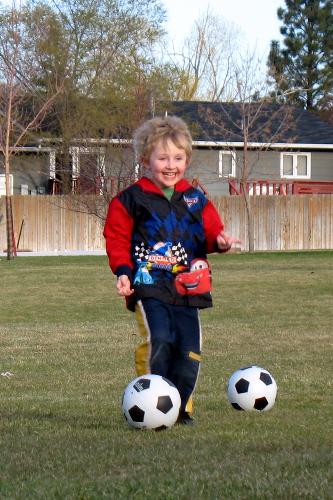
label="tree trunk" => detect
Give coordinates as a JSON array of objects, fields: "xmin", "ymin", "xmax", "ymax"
[
  {"xmin": 5, "ymin": 195, "xmax": 15, "ymax": 260},
  {"xmin": 5, "ymin": 157, "xmax": 15, "ymax": 260},
  {"xmin": 241, "ymin": 134, "xmax": 254, "ymax": 252},
  {"xmin": 241, "ymin": 182, "xmax": 254, "ymax": 253}
]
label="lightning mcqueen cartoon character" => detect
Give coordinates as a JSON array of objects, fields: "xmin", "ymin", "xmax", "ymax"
[{"xmin": 175, "ymin": 259, "xmax": 211, "ymax": 296}]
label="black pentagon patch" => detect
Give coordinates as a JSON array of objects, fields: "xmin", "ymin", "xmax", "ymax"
[
  {"xmin": 162, "ymin": 377, "xmax": 176, "ymax": 388},
  {"xmin": 128, "ymin": 405, "xmax": 145, "ymax": 422},
  {"xmin": 157, "ymin": 395, "xmax": 173, "ymax": 414},
  {"xmin": 260, "ymin": 372, "xmax": 272, "ymax": 385},
  {"xmin": 254, "ymin": 397, "xmax": 269, "ymax": 410},
  {"xmin": 235, "ymin": 378, "xmax": 249, "ymax": 393},
  {"xmin": 231, "ymin": 402, "xmax": 244, "ymax": 411},
  {"xmin": 134, "ymin": 378, "xmax": 151, "ymax": 392}
]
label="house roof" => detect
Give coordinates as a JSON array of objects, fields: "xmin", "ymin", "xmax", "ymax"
[
  {"xmin": 161, "ymin": 101, "xmax": 333, "ymax": 148},
  {"xmin": 6, "ymin": 100, "xmax": 333, "ymax": 154}
]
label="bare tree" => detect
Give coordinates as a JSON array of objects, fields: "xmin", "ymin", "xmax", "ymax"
[
  {"xmin": 0, "ymin": 3, "xmax": 64, "ymax": 259},
  {"xmin": 169, "ymin": 7, "xmax": 240, "ymax": 101},
  {"xmin": 202, "ymin": 52, "xmax": 297, "ymax": 251}
]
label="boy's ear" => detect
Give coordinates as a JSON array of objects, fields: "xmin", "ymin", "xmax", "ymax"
[{"xmin": 141, "ymin": 156, "xmax": 150, "ymax": 168}]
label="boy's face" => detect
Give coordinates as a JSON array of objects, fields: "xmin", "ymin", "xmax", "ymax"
[{"xmin": 143, "ymin": 139, "xmax": 189, "ymax": 189}]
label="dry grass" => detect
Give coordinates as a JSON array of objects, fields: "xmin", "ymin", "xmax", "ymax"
[{"xmin": 0, "ymin": 252, "xmax": 332, "ymax": 499}]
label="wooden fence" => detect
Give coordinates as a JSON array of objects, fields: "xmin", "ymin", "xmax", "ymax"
[{"xmin": 0, "ymin": 195, "xmax": 332, "ymax": 253}]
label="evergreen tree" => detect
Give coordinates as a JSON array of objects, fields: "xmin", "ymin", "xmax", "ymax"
[{"xmin": 267, "ymin": 0, "xmax": 333, "ymax": 110}]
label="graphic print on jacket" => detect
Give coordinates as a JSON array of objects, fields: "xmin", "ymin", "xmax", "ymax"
[
  {"xmin": 133, "ymin": 240, "xmax": 188, "ymax": 285},
  {"xmin": 115, "ymin": 182, "xmax": 212, "ymax": 309},
  {"xmin": 175, "ymin": 258, "xmax": 211, "ymax": 297}
]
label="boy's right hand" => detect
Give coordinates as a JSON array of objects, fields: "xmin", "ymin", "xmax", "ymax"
[{"xmin": 117, "ymin": 275, "xmax": 134, "ymax": 296}]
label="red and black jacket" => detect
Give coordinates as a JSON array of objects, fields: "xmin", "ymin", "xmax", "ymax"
[{"xmin": 103, "ymin": 177, "xmax": 225, "ymax": 311}]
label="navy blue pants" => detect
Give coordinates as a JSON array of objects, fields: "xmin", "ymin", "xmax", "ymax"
[{"xmin": 135, "ymin": 298, "xmax": 202, "ymax": 413}]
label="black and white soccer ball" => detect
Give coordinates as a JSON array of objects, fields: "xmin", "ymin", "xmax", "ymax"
[
  {"xmin": 227, "ymin": 365, "xmax": 277, "ymax": 412},
  {"xmin": 122, "ymin": 374, "xmax": 181, "ymax": 430}
]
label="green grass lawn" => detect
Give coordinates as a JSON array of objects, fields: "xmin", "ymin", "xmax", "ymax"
[{"xmin": 0, "ymin": 252, "xmax": 332, "ymax": 499}]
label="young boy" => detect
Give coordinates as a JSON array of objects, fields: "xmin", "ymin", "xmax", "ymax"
[{"xmin": 103, "ymin": 116, "xmax": 238, "ymax": 425}]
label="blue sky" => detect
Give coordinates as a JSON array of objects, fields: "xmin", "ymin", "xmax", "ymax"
[{"xmin": 162, "ymin": 0, "xmax": 284, "ymax": 59}]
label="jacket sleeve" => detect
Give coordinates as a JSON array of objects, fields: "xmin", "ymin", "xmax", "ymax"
[
  {"xmin": 202, "ymin": 200, "xmax": 226, "ymax": 253},
  {"xmin": 103, "ymin": 196, "xmax": 134, "ymax": 278}
]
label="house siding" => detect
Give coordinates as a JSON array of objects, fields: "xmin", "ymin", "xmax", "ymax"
[
  {"xmin": 188, "ymin": 148, "xmax": 333, "ymax": 193},
  {"xmin": 2, "ymin": 145, "xmax": 333, "ymax": 197},
  {"xmin": 0, "ymin": 153, "xmax": 50, "ymax": 195},
  {"xmin": 189, "ymin": 149, "xmax": 285, "ymax": 189},
  {"xmin": 188, "ymin": 148, "xmax": 230, "ymax": 196},
  {"xmin": 311, "ymin": 151, "xmax": 333, "ymax": 180}
]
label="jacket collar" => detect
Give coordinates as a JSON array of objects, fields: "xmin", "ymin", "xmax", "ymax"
[
  {"xmin": 136, "ymin": 177, "xmax": 193, "ymax": 196},
  {"xmin": 136, "ymin": 176, "xmax": 192, "ymax": 195}
]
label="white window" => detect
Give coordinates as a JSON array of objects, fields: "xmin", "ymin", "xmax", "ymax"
[
  {"xmin": 0, "ymin": 174, "xmax": 13, "ymax": 195},
  {"xmin": 68, "ymin": 146, "xmax": 106, "ymax": 178},
  {"xmin": 280, "ymin": 153, "xmax": 311, "ymax": 179},
  {"xmin": 218, "ymin": 150, "xmax": 236, "ymax": 178},
  {"xmin": 134, "ymin": 163, "xmax": 141, "ymax": 180},
  {"xmin": 69, "ymin": 146, "xmax": 80, "ymax": 179},
  {"xmin": 49, "ymin": 150, "xmax": 56, "ymax": 179}
]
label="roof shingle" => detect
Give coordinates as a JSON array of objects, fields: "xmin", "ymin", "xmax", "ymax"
[{"xmin": 161, "ymin": 101, "xmax": 333, "ymax": 145}]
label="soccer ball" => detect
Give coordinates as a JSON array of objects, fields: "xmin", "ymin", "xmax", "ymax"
[
  {"xmin": 122, "ymin": 374, "xmax": 181, "ymax": 430},
  {"xmin": 227, "ymin": 365, "xmax": 277, "ymax": 411}
]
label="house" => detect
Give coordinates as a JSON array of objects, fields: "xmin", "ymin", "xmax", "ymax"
[
  {"xmin": 166, "ymin": 101, "xmax": 333, "ymax": 196},
  {"xmin": 1, "ymin": 101, "xmax": 333, "ymax": 197}
]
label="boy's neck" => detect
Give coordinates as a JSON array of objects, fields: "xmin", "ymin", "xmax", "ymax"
[{"xmin": 161, "ymin": 186, "xmax": 174, "ymax": 200}]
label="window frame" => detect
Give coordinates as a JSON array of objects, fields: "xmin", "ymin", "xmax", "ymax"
[
  {"xmin": 280, "ymin": 152, "xmax": 311, "ymax": 179},
  {"xmin": 218, "ymin": 150, "xmax": 236, "ymax": 178}
]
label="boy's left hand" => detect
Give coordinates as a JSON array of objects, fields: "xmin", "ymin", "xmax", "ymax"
[{"xmin": 217, "ymin": 231, "xmax": 242, "ymax": 251}]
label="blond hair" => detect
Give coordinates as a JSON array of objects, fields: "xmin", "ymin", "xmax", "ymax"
[{"xmin": 133, "ymin": 115, "xmax": 192, "ymax": 164}]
